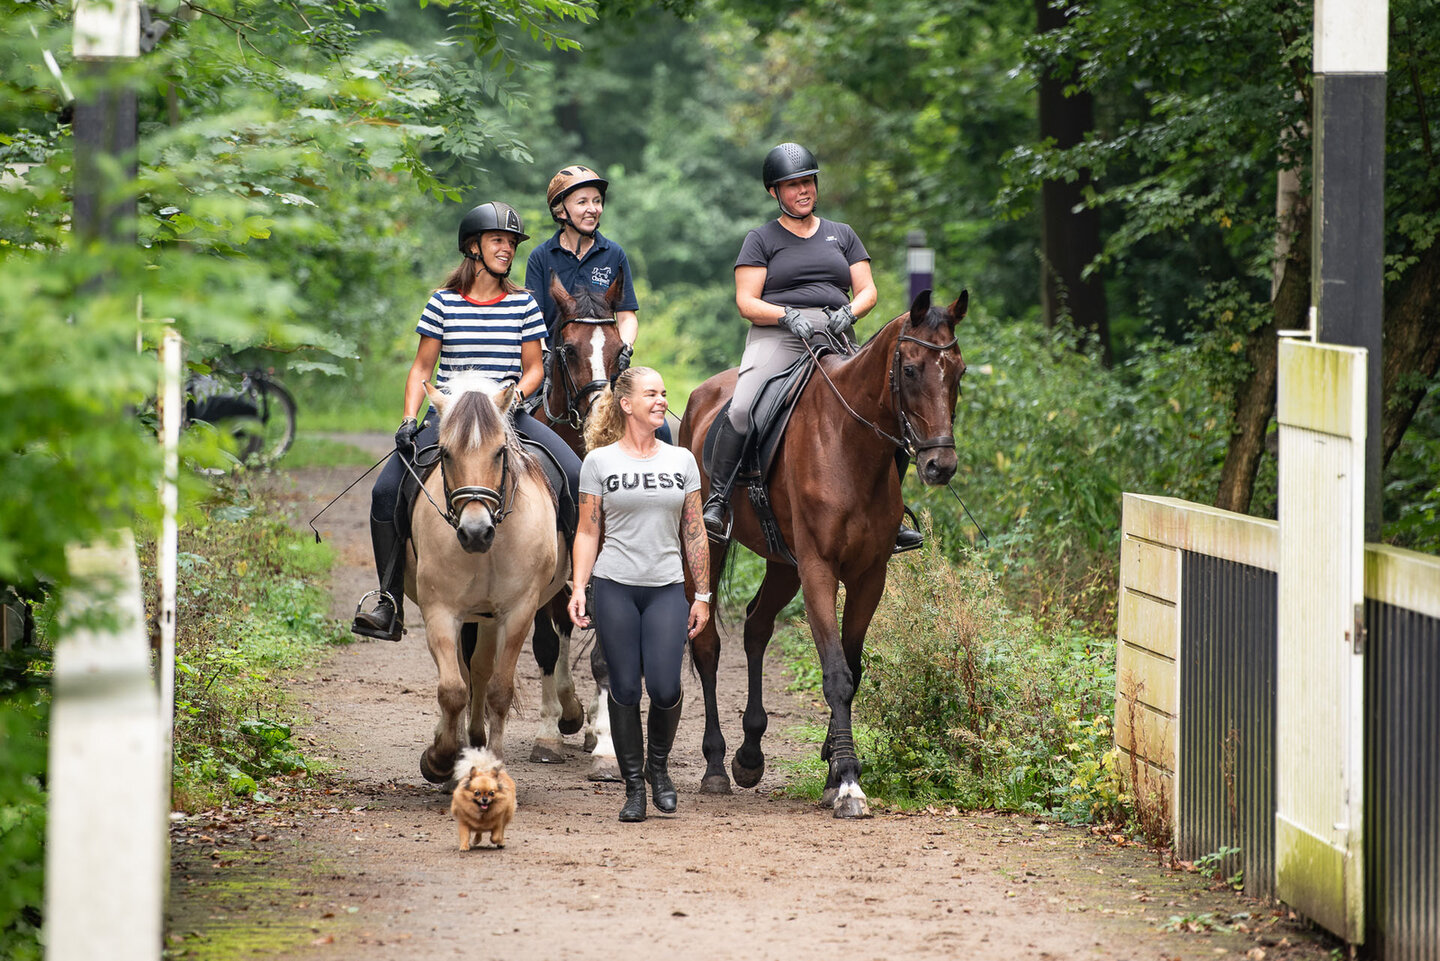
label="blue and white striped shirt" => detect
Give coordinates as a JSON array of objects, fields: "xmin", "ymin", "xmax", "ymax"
[{"xmin": 416, "ymin": 289, "xmax": 548, "ymax": 387}]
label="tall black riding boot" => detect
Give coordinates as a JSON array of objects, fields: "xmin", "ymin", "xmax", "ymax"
[
  {"xmin": 609, "ymin": 695, "xmax": 647, "ymax": 822},
  {"xmin": 646, "ymin": 695, "xmax": 683, "ymax": 814},
  {"xmin": 892, "ymin": 450, "xmax": 923, "ymax": 554},
  {"xmin": 702, "ymin": 418, "xmax": 747, "ymax": 539},
  {"xmin": 352, "ymin": 516, "xmax": 406, "ymax": 641}
]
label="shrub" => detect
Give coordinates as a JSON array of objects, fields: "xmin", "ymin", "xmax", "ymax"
[{"xmin": 856, "ymin": 519, "xmax": 1116, "ymax": 816}]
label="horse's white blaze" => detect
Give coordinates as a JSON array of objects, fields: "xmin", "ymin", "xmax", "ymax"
[{"xmin": 587, "ymin": 325, "xmax": 607, "ymax": 383}]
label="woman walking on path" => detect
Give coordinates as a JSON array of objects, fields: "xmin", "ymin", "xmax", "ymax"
[
  {"xmin": 567, "ymin": 367, "xmax": 710, "ymax": 822},
  {"xmin": 351, "ymin": 201, "xmax": 582, "ymax": 642}
]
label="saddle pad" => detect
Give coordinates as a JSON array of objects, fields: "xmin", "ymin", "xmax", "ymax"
[{"xmin": 702, "ymin": 349, "xmax": 824, "ymax": 484}]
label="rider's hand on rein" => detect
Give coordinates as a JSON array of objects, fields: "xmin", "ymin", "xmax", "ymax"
[
  {"xmin": 824, "ymin": 303, "xmax": 856, "ymax": 336},
  {"xmin": 395, "ymin": 416, "xmax": 420, "ymax": 452},
  {"xmin": 778, "ymin": 306, "xmax": 814, "ymax": 340}
]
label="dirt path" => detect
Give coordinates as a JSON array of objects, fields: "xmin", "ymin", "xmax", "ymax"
[{"xmin": 165, "ymin": 441, "xmax": 1337, "ymax": 961}]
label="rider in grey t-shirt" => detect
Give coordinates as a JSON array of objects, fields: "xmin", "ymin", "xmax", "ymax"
[{"xmin": 579, "ymin": 442, "xmax": 701, "ymax": 587}]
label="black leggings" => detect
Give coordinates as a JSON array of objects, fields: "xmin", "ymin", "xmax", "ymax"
[{"xmin": 592, "ymin": 578, "xmax": 688, "ymax": 709}]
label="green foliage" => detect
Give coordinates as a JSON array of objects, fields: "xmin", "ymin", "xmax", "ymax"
[
  {"xmin": 145, "ymin": 484, "xmax": 347, "ymax": 809},
  {"xmin": 1195, "ymin": 845, "xmax": 1245, "ymax": 891},
  {"xmin": 0, "ymin": 644, "xmax": 48, "ymax": 961},
  {"xmin": 854, "ymin": 524, "xmax": 1115, "ymax": 815}
]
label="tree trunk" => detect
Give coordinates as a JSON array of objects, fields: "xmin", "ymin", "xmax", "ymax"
[
  {"xmin": 1215, "ymin": 208, "xmax": 1311, "ymax": 514},
  {"xmin": 1381, "ymin": 242, "xmax": 1440, "ymax": 465},
  {"xmin": 1035, "ymin": 0, "xmax": 1110, "ymax": 365}
]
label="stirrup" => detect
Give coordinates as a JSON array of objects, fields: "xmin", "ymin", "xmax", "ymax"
[
  {"xmin": 351, "ymin": 589, "xmax": 405, "ymax": 641},
  {"xmin": 892, "ymin": 507, "xmax": 924, "ymax": 555},
  {"xmin": 703, "ymin": 505, "xmax": 732, "ymax": 544}
]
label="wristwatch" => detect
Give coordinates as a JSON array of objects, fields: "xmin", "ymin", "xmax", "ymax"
[{"xmin": 694, "ymin": 591, "xmax": 712, "ymax": 603}]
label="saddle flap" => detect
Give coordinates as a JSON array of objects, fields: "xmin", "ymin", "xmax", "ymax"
[{"xmin": 702, "ymin": 351, "xmax": 824, "ymax": 484}]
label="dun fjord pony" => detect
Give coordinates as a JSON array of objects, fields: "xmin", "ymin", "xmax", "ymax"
[
  {"xmin": 678, "ymin": 290, "xmax": 968, "ymax": 817},
  {"xmin": 408, "ymin": 374, "xmax": 570, "ymax": 782},
  {"xmin": 534, "ymin": 271, "xmax": 627, "ymax": 779}
]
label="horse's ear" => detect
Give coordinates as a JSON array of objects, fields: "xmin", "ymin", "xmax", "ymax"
[
  {"xmin": 906, "ymin": 289, "xmax": 933, "ymax": 328},
  {"xmin": 494, "ymin": 383, "xmax": 517, "ymax": 415},
  {"xmin": 948, "ymin": 290, "xmax": 969, "ymax": 325},
  {"xmin": 549, "ymin": 270, "xmax": 577, "ymax": 316},
  {"xmin": 423, "ymin": 380, "xmax": 447, "ymax": 414},
  {"xmin": 605, "ymin": 269, "xmax": 625, "ymax": 308}
]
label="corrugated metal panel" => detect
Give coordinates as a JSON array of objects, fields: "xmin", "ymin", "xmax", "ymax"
[
  {"xmin": 1365, "ymin": 599, "xmax": 1440, "ymax": 961},
  {"xmin": 1179, "ymin": 551, "xmax": 1277, "ymax": 900}
]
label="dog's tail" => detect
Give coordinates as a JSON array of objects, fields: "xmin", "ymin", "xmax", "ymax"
[{"xmin": 453, "ymin": 746, "xmax": 505, "ymax": 780}]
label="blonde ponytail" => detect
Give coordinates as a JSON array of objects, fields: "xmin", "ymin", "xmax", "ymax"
[{"xmin": 582, "ymin": 366, "xmax": 656, "ymax": 452}]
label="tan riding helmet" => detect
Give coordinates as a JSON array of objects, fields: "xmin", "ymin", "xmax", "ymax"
[{"xmin": 546, "ymin": 164, "xmax": 609, "ymax": 216}]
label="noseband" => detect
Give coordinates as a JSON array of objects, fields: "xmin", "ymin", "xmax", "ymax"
[
  {"xmin": 890, "ymin": 333, "xmax": 961, "ymax": 457},
  {"xmin": 409, "ymin": 440, "xmax": 516, "ymax": 531},
  {"xmin": 544, "ymin": 316, "xmax": 616, "ymax": 430}
]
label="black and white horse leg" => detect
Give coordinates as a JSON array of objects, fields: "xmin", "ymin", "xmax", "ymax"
[
  {"xmin": 691, "ymin": 620, "xmax": 730, "ymax": 794},
  {"xmin": 731, "ymin": 562, "xmax": 801, "ymax": 789},
  {"xmin": 529, "ymin": 603, "xmax": 568, "ymax": 763},
  {"xmin": 818, "ymin": 566, "xmax": 885, "ymax": 818},
  {"xmin": 584, "ymin": 640, "xmax": 620, "ymax": 781}
]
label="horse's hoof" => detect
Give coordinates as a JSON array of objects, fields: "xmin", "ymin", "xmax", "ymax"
[
  {"xmin": 699, "ymin": 773, "xmax": 733, "ymax": 795},
  {"xmin": 420, "ymin": 747, "xmax": 454, "ymax": 784},
  {"xmin": 559, "ymin": 713, "xmax": 585, "ymax": 738},
  {"xmin": 587, "ymin": 756, "xmax": 622, "ymax": 782},
  {"xmin": 582, "ymin": 731, "xmax": 598, "ymax": 753},
  {"xmin": 529, "ymin": 740, "xmax": 566, "ymax": 764},
  {"xmin": 731, "ymin": 754, "xmax": 764, "ymax": 789},
  {"xmin": 832, "ymin": 795, "xmax": 872, "ymax": 819}
]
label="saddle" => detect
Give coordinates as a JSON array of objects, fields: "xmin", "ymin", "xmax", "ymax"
[
  {"xmin": 702, "ymin": 343, "xmax": 838, "ymax": 564},
  {"xmin": 396, "ymin": 436, "xmax": 577, "ymax": 547}
]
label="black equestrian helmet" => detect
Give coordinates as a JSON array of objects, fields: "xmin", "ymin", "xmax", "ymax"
[
  {"xmin": 762, "ymin": 143, "xmax": 820, "ymax": 188},
  {"xmin": 457, "ymin": 201, "xmax": 529, "ymax": 252}
]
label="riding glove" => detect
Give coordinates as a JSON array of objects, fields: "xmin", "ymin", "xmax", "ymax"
[
  {"xmin": 778, "ymin": 306, "xmax": 814, "ymax": 341},
  {"xmin": 825, "ymin": 303, "xmax": 857, "ymax": 335},
  {"xmin": 615, "ymin": 342, "xmax": 634, "ymax": 377},
  {"xmin": 394, "ymin": 416, "xmax": 420, "ymax": 451}
]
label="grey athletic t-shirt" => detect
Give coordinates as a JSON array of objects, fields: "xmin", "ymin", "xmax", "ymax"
[
  {"xmin": 579, "ymin": 442, "xmax": 701, "ymax": 587},
  {"xmin": 734, "ymin": 217, "xmax": 869, "ymax": 310}
]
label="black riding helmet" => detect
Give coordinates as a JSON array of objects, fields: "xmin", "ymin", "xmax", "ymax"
[
  {"xmin": 762, "ymin": 142, "xmax": 820, "ymax": 189},
  {"xmin": 457, "ymin": 201, "xmax": 529, "ymax": 255}
]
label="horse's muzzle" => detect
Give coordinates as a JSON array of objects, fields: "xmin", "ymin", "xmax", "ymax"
[
  {"xmin": 917, "ymin": 448, "xmax": 957, "ymax": 486},
  {"xmin": 455, "ymin": 512, "xmax": 496, "ymax": 553}
]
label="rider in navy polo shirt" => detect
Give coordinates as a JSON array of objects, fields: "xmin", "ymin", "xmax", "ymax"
[{"xmin": 525, "ymin": 164, "xmax": 671, "ymax": 442}]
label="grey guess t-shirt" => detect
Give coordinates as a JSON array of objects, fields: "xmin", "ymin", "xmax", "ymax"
[{"xmin": 579, "ymin": 442, "xmax": 701, "ymax": 587}]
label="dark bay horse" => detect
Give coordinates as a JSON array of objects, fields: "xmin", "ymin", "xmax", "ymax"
[
  {"xmin": 677, "ymin": 289, "xmax": 968, "ymax": 818},
  {"xmin": 529, "ymin": 272, "xmax": 626, "ymax": 776}
]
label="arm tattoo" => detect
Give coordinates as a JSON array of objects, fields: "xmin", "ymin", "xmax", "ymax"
[
  {"xmin": 681, "ymin": 490, "xmax": 710, "ymax": 589},
  {"xmin": 578, "ymin": 491, "xmax": 602, "ymax": 529}
]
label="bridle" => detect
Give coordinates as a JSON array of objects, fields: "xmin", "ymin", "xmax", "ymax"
[
  {"xmin": 543, "ymin": 316, "xmax": 617, "ymax": 430},
  {"xmin": 803, "ymin": 325, "xmax": 962, "ymax": 458},
  {"xmin": 890, "ymin": 332, "xmax": 962, "ymax": 456},
  {"xmin": 404, "ymin": 436, "xmax": 517, "ymax": 531}
]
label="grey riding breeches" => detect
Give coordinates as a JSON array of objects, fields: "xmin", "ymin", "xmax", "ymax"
[{"xmin": 728, "ymin": 308, "xmax": 831, "ymax": 432}]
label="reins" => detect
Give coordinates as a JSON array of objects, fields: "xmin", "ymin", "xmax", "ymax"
[{"xmin": 800, "ymin": 326, "xmax": 959, "ymax": 458}]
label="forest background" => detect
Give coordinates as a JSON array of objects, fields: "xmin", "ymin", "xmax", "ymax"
[{"xmin": 2, "ymin": 0, "xmax": 1438, "ymax": 955}]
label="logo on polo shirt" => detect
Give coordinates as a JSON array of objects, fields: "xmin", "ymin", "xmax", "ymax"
[{"xmin": 590, "ymin": 266, "xmax": 613, "ymax": 286}]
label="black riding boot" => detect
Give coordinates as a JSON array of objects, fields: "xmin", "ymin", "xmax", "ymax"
[
  {"xmin": 893, "ymin": 450, "xmax": 923, "ymax": 554},
  {"xmin": 609, "ymin": 695, "xmax": 647, "ymax": 822},
  {"xmin": 702, "ymin": 418, "xmax": 747, "ymax": 539},
  {"xmin": 352, "ymin": 517, "xmax": 406, "ymax": 641},
  {"xmin": 645, "ymin": 695, "xmax": 683, "ymax": 814}
]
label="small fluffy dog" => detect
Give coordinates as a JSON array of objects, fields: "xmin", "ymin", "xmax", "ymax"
[{"xmin": 450, "ymin": 747, "xmax": 516, "ymax": 851}]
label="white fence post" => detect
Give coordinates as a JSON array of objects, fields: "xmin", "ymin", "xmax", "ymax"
[
  {"xmin": 44, "ymin": 531, "xmax": 163, "ymax": 961},
  {"xmin": 159, "ymin": 328, "xmax": 181, "ymax": 809}
]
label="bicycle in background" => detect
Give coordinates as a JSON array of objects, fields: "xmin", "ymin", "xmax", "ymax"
[{"xmin": 186, "ymin": 366, "xmax": 297, "ymax": 469}]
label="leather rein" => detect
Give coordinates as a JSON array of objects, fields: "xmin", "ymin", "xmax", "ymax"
[
  {"xmin": 543, "ymin": 316, "xmax": 617, "ymax": 430},
  {"xmin": 803, "ymin": 327, "xmax": 961, "ymax": 458}
]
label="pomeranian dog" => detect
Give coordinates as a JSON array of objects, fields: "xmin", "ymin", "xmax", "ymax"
[{"xmin": 450, "ymin": 747, "xmax": 516, "ymax": 851}]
